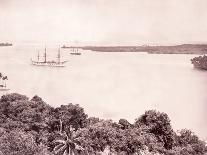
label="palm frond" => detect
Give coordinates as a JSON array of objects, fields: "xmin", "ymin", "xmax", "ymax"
[
  {"xmin": 55, "ymin": 139, "xmax": 66, "ymax": 144},
  {"xmin": 54, "ymin": 143, "xmax": 66, "ymax": 154}
]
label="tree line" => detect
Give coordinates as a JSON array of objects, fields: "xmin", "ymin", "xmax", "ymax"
[{"xmin": 0, "ymin": 93, "xmax": 206, "ymax": 155}]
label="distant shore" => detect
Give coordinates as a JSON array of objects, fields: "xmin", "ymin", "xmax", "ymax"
[
  {"xmin": 0, "ymin": 43, "xmax": 12, "ymax": 46},
  {"xmin": 63, "ymin": 44, "xmax": 207, "ymax": 54}
]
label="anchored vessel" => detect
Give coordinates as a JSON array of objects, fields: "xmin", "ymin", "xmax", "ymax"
[
  {"xmin": 70, "ymin": 48, "xmax": 81, "ymax": 55},
  {"xmin": 61, "ymin": 45, "xmax": 81, "ymax": 55},
  {"xmin": 31, "ymin": 47, "xmax": 68, "ymax": 67},
  {"xmin": 191, "ymin": 55, "xmax": 207, "ymax": 70}
]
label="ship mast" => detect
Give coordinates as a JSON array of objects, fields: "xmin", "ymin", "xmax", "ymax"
[
  {"xmin": 44, "ymin": 47, "xmax": 47, "ymax": 63},
  {"xmin": 57, "ymin": 46, "xmax": 61, "ymax": 64},
  {"xmin": 37, "ymin": 51, "xmax": 40, "ymax": 61}
]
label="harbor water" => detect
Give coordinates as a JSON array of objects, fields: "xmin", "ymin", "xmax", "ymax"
[{"xmin": 0, "ymin": 44, "xmax": 207, "ymax": 139}]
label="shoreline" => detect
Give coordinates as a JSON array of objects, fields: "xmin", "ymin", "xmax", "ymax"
[{"xmin": 62, "ymin": 44, "xmax": 207, "ymax": 55}]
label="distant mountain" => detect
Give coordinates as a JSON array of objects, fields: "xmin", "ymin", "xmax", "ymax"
[{"xmin": 80, "ymin": 44, "xmax": 207, "ymax": 54}]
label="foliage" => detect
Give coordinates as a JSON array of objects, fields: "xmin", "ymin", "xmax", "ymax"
[
  {"xmin": 0, "ymin": 93, "xmax": 206, "ymax": 155},
  {"xmin": 53, "ymin": 129, "xmax": 85, "ymax": 155},
  {"xmin": 1, "ymin": 93, "xmax": 28, "ymax": 102},
  {"xmin": 191, "ymin": 55, "xmax": 207, "ymax": 70},
  {"xmin": 52, "ymin": 104, "xmax": 88, "ymax": 133},
  {"xmin": 75, "ymin": 120, "xmax": 164, "ymax": 154},
  {"xmin": 172, "ymin": 129, "xmax": 207, "ymax": 155},
  {"xmin": 118, "ymin": 118, "xmax": 132, "ymax": 129},
  {"xmin": 135, "ymin": 110, "xmax": 175, "ymax": 150},
  {"xmin": 0, "ymin": 94, "xmax": 52, "ymax": 132},
  {"xmin": 0, "ymin": 129, "xmax": 49, "ymax": 155}
]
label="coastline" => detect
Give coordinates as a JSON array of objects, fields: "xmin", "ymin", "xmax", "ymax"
[
  {"xmin": 74, "ymin": 44, "xmax": 207, "ymax": 54},
  {"xmin": 0, "ymin": 43, "xmax": 12, "ymax": 47}
]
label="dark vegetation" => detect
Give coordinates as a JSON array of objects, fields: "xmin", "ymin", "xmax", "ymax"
[
  {"xmin": 0, "ymin": 93, "xmax": 206, "ymax": 155},
  {"xmin": 80, "ymin": 44, "xmax": 207, "ymax": 54},
  {"xmin": 0, "ymin": 42, "xmax": 12, "ymax": 46},
  {"xmin": 191, "ymin": 55, "xmax": 207, "ymax": 70}
]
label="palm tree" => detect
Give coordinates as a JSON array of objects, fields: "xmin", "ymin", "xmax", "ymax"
[
  {"xmin": 53, "ymin": 121, "xmax": 85, "ymax": 155},
  {"xmin": 0, "ymin": 73, "xmax": 2, "ymax": 87},
  {"xmin": 2, "ymin": 76, "xmax": 8, "ymax": 87},
  {"xmin": 2, "ymin": 76, "xmax": 8, "ymax": 80}
]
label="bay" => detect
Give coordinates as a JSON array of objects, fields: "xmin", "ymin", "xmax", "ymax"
[{"xmin": 0, "ymin": 44, "xmax": 207, "ymax": 139}]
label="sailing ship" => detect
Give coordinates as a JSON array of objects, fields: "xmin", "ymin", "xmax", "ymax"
[
  {"xmin": 70, "ymin": 48, "xmax": 81, "ymax": 55},
  {"xmin": 0, "ymin": 73, "xmax": 9, "ymax": 91},
  {"xmin": 31, "ymin": 47, "xmax": 68, "ymax": 67}
]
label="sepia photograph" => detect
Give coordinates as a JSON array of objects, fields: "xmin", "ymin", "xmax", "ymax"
[{"xmin": 0, "ymin": 0, "xmax": 207, "ymax": 154}]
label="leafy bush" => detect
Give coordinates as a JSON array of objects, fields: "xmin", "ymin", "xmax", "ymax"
[
  {"xmin": 0, "ymin": 93, "xmax": 206, "ymax": 155},
  {"xmin": 135, "ymin": 110, "xmax": 175, "ymax": 150},
  {"xmin": 0, "ymin": 129, "xmax": 48, "ymax": 155}
]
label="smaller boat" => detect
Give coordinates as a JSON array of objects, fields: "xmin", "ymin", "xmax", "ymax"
[
  {"xmin": 191, "ymin": 55, "xmax": 207, "ymax": 70},
  {"xmin": 70, "ymin": 48, "xmax": 81, "ymax": 55},
  {"xmin": 0, "ymin": 74, "xmax": 9, "ymax": 91}
]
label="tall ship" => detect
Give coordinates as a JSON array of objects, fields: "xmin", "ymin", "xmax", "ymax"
[
  {"xmin": 191, "ymin": 55, "xmax": 207, "ymax": 70},
  {"xmin": 31, "ymin": 47, "xmax": 68, "ymax": 67}
]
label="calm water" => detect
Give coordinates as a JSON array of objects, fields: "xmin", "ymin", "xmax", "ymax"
[{"xmin": 0, "ymin": 44, "xmax": 207, "ymax": 139}]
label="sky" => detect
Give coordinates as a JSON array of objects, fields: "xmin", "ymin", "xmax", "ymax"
[{"xmin": 0, "ymin": 0, "xmax": 207, "ymax": 45}]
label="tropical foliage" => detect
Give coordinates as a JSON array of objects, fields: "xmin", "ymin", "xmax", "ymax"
[
  {"xmin": 0, "ymin": 72, "xmax": 8, "ymax": 87},
  {"xmin": 0, "ymin": 93, "xmax": 206, "ymax": 155},
  {"xmin": 191, "ymin": 55, "xmax": 207, "ymax": 70}
]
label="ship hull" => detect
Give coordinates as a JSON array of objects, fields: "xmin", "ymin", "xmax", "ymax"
[
  {"xmin": 31, "ymin": 60, "xmax": 67, "ymax": 67},
  {"xmin": 70, "ymin": 53, "xmax": 81, "ymax": 55}
]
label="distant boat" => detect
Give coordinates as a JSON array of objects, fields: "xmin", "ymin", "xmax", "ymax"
[
  {"xmin": 61, "ymin": 45, "xmax": 82, "ymax": 55},
  {"xmin": 70, "ymin": 48, "xmax": 81, "ymax": 55},
  {"xmin": 31, "ymin": 47, "xmax": 68, "ymax": 67},
  {"xmin": 191, "ymin": 55, "xmax": 207, "ymax": 70},
  {"xmin": 0, "ymin": 74, "xmax": 9, "ymax": 91}
]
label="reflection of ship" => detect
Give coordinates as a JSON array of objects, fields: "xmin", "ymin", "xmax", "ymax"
[
  {"xmin": 191, "ymin": 55, "xmax": 207, "ymax": 70},
  {"xmin": 31, "ymin": 47, "xmax": 68, "ymax": 67},
  {"xmin": 0, "ymin": 74, "xmax": 9, "ymax": 91},
  {"xmin": 70, "ymin": 48, "xmax": 81, "ymax": 55}
]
